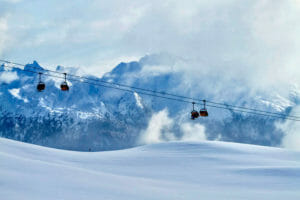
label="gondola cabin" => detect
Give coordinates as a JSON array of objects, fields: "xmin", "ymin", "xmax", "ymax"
[
  {"xmin": 36, "ymin": 72, "xmax": 45, "ymax": 92},
  {"xmin": 60, "ymin": 82, "xmax": 69, "ymax": 91},
  {"xmin": 199, "ymin": 100, "xmax": 208, "ymax": 117},
  {"xmin": 37, "ymin": 82, "xmax": 45, "ymax": 92},
  {"xmin": 190, "ymin": 102, "xmax": 199, "ymax": 120},
  {"xmin": 199, "ymin": 109, "xmax": 208, "ymax": 117},
  {"xmin": 191, "ymin": 110, "xmax": 199, "ymax": 120},
  {"xmin": 61, "ymin": 73, "xmax": 69, "ymax": 91}
]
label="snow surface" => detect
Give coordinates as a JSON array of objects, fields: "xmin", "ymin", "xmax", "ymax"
[
  {"xmin": 1, "ymin": 137, "xmax": 300, "ymax": 200},
  {"xmin": 8, "ymin": 88, "xmax": 28, "ymax": 103}
]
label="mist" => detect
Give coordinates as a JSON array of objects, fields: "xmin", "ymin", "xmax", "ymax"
[
  {"xmin": 277, "ymin": 105, "xmax": 300, "ymax": 151},
  {"xmin": 139, "ymin": 109, "xmax": 206, "ymax": 145},
  {"xmin": 0, "ymin": 0, "xmax": 299, "ymax": 84}
]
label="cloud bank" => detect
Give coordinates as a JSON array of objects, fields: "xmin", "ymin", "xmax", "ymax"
[
  {"xmin": 277, "ymin": 105, "xmax": 300, "ymax": 151},
  {"xmin": 0, "ymin": 0, "xmax": 299, "ymax": 83},
  {"xmin": 0, "ymin": 70, "xmax": 18, "ymax": 83},
  {"xmin": 139, "ymin": 109, "xmax": 206, "ymax": 145}
]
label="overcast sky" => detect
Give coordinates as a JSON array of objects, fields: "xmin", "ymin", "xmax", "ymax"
[{"xmin": 0, "ymin": 0, "xmax": 300, "ymax": 86}]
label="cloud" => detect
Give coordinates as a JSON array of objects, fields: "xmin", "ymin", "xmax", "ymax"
[
  {"xmin": 0, "ymin": 0, "xmax": 298, "ymax": 92},
  {"xmin": 139, "ymin": 109, "xmax": 174, "ymax": 144},
  {"xmin": 0, "ymin": 17, "xmax": 8, "ymax": 56},
  {"xmin": 180, "ymin": 123, "xmax": 206, "ymax": 142},
  {"xmin": 3, "ymin": 0, "xmax": 22, "ymax": 3},
  {"xmin": 277, "ymin": 105, "xmax": 300, "ymax": 151},
  {"xmin": 0, "ymin": 70, "xmax": 18, "ymax": 83},
  {"xmin": 1, "ymin": 0, "xmax": 300, "ymax": 146},
  {"xmin": 138, "ymin": 109, "xmax": 206, "ymax": 145}
]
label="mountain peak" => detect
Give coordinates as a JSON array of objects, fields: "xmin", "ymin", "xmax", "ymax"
[
  {"xmin": 110, "ymin": 61, "xmax": 141, "ymax": 75},
  {"xmin": 24, "ymin": 60, "xmax": 43, "ymax": 71}
]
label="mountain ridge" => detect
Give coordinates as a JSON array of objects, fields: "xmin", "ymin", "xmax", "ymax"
[{"xmin": 0, "ymin": 54, "xmax": 297, "ymax": 150}]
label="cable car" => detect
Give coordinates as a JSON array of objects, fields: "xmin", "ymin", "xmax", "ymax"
[
  {"xmin": 199, "ymin": 100, "xmax": 208, "ymax": 117},
  {"xmin": 61, "ymin": 73, "xmax": 69, "ymax": 91},
  {"xmin": 37, "ymin": 72, "xmax": 45, "ymax": 92},
  {"xmin": 191, "ymin": 102, "xmax": 199, "ymax": 120}
]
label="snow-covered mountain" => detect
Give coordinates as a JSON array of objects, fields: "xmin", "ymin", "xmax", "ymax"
[
  {"xmin": 1, "ymin": 137, "xmax": 300, "ymax": 200},
  {"xmin": 0, "ymin": 54, "xmax": 298, "ymax": 150}
]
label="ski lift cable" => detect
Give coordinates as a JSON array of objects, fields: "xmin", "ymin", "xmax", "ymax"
[
  {"xmin": 3, "ymin": 65, "xmax": 192, "ymax": 103},
  {"xmin": 2, "ymin": 60, "xmax": 300, "ymax": 121},
  {"xmin": 1, "ymin": 59, "xmax": 299, "ymax": 119},
  {"xmin": 1, "ymin": 59, "xmax": 300, "ymax": 120},
  {"xmin": 3, "ymin": 65, "xmax": 300, "ymax": 122},
  {"xmin": 204, "ymin": 100, "xmax": 297, "ymax": 118},
  {"xmin": 206, "ymin": 104, "xmax": 300, "ymax": 121},
  {"xmin": 0, "ymin": 59, "xmax": 198, "ymax": 99}
]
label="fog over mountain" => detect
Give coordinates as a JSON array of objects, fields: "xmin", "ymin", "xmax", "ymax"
[{"xmin": 1, "ymin": 53, "xmax": 299, "ymax": 151}]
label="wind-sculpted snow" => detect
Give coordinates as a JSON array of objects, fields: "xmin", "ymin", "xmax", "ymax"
[
  {"xmin": 1, "ymin": 138, "xmax": 300, "ymax": 200},
  {"xmin": 0, "ymin": 55, "xmax": 298, "ymax": 150}
]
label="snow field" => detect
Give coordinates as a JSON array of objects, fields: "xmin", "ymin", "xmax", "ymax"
[{"xmin": 1, "ymin": 138, "xmax": 300, "ymax": 200}]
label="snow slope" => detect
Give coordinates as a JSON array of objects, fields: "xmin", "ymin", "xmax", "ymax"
[{"xmin": 1, "ymin": 138, "xmax": 300, "ymax": 199}]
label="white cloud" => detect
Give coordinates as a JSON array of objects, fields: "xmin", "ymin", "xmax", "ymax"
[
  {"xmin": 139, "ymin": 109, "xmax": 174, "ymax": 144},
  {"xmin": 139, "ymin": 64, "xmax": 174, "ymax": 77},
  {"xmin": 0, "ymin": 17, "xmax": 8, "ymax": 56},
  {"xmin": 180, "ymin": 123, "xmax": 206, "ymax": 142},
  {"xmin": 0, "ymin": 0, "xmax": 298, "ymax": 93},
  {"xmin": 277, "ymin": 105, "xmax": 300, "ymax": 151},
  {"xmin": 0, "ymin": 71, "xmax": 18, "ymax": 83},
  {"xmin": 3, "ymin": 0, "xmax": 22, "ymax": 3},
  {"xmin": 138, "ymin": 109, "xmax": 207, "ymax": 145},
  {"xmin": 1, "ymin": 0, "xmax": 300, "ymax": 112}
]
